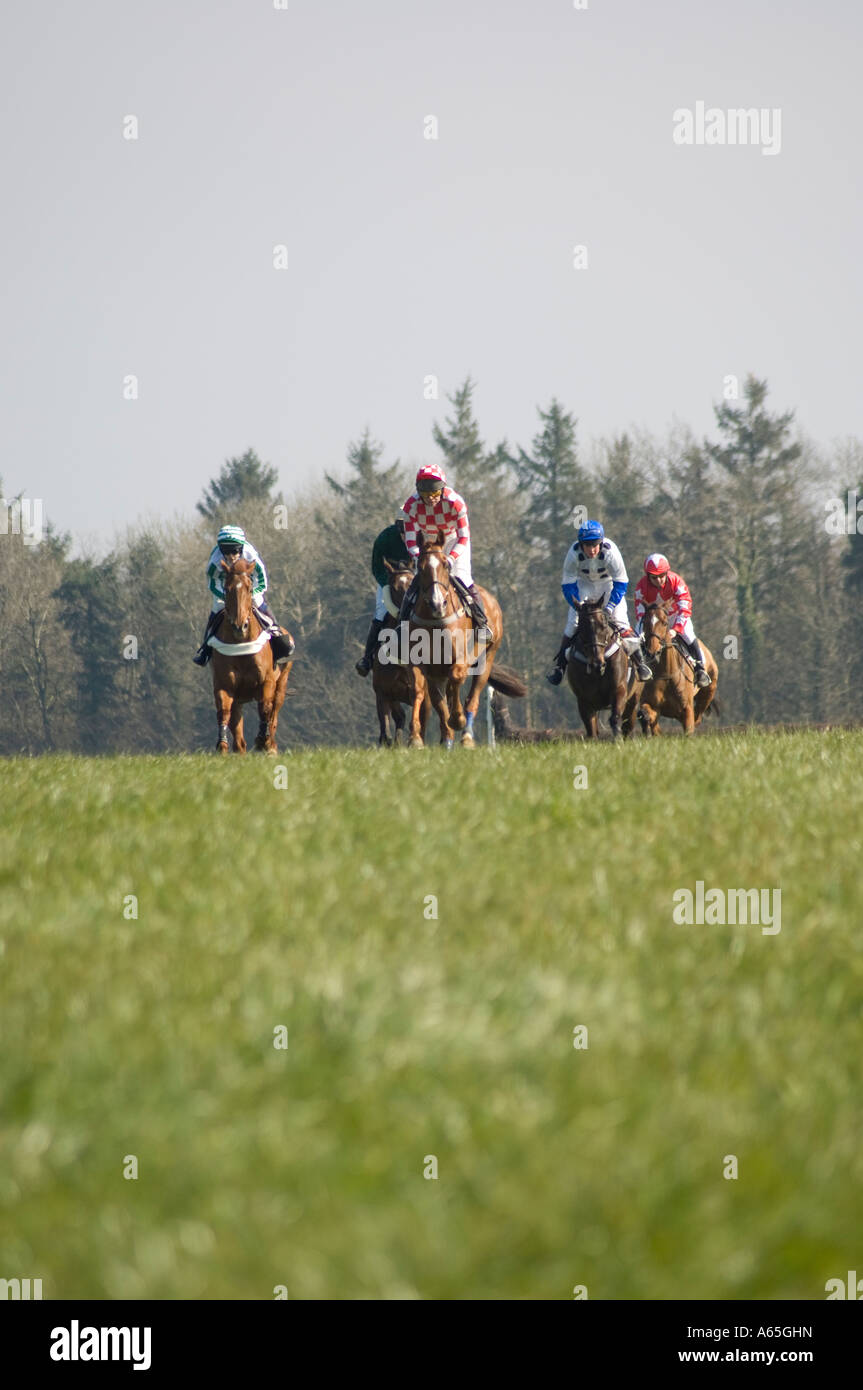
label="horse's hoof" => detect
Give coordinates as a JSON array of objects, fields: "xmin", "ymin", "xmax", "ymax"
[
  {"xmin": 461, "ymin": 732, "xmax": 475, "ymax": 748},
  {"xmin": 409, "ymin": 736, "xmax": 424, "ymax": 749},
  {"xmin": 444, "ymin": 739, "xmax": 454, "ymax": 750},
  {"xmin": 216, "ymin": 744, "xmax": 228, "ymax": 756}
]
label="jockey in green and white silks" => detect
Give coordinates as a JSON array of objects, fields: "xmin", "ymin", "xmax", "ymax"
[{"xmin": 193, "ymin": 524, "xmax": 294, "ymax": 667}]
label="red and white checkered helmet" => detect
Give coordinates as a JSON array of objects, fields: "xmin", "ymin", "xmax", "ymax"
[
  {"xmin": 416, "ymin": 464, "xmax": 446, "ymax": 493},
  {"xmin": 644, "ymin": 553, "xmax": 670, "ymax": 579}
]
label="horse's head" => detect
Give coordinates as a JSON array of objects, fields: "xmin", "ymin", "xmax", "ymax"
[
  {"xmin": 220, "ymin": 557, "xmax": 255, "ymax": 636},
  {"xmin": 577, "ymin": 600, "xmax": 616, "ymax": 674},
  {"xmin": 416, "ymin": 530, "xmax": 452, "ymax": 621},
  {"xmin": 384, "ymin": 558, "xmax": 415, "ymax": 609},
  {"xmin": 641, "ymin": 601, "xmax": 670, "ymax": 667}
]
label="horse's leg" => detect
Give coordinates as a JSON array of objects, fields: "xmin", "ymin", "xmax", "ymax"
[
  {"xmin": 577, "ymin": 697, "xmax": 598, "ymax": 740},
  {"xmin": 460, "ymin": 643, "xmax": 496, "ymax": 747},
  {"xmin": 265, "ymin": 663, "xmax": 290, "ymax": 755},
  {"xmin": 640, "ymin": 701, "xmax": 660, "ymax": 736},
  {"xmin": 429, "ymin": 677, "xmax": 454, "ymax": 747},
  {"xmin": 449, "ymin": 676, "xmax": 466, "ymax": 733},
  {"xmin": 229, "ymin": 699, "xmax": 247, "ymax": 754},
  {"xmin": 391, "ymin": 700, "xmax": 406, "ymax": 746},
  {"xmin": 609, "ymin": 680, "xmax": 626, "ymax": 740},
  {"xmin": 376, "ymin": 691, "xmax": 392, "ymax": 747},
  {"xmin": 681, "ymin": 697, "xmax": 696, "ymax": 735},
  {"xmin": 215, "ymin": 688, "xmax": 232, "ymax": 755},
  {"xmin": 408, "ymin": 675, "xmax": 426, "ymax": 748}
]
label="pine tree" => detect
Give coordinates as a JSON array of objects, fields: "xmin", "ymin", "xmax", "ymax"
[
  {"xmin": 515, "ymin": 400, "xmax": 593, "ymax": 578},
  {"xmin": 197, "ymin": 449, "xmax": 279, "ymax": 520},
  {"xmin": 699, "ymin": 376, "xmax": 804, "ymax": 721}
]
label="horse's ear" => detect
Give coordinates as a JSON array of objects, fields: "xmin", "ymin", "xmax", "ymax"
[
  {"xmin": 220, "ymin": 558, "xmax": 230, "ymax": 571},
  {"xmin": 417, "ymin": 532, "xmax": 428, "ymax": 553},
  {"xmin": 383, "ymin": 558, "xmax": 395, "ymax": 574},
  {"xmin": 435, "ymin": 529, "xmax": 446, "ymax": 548}
]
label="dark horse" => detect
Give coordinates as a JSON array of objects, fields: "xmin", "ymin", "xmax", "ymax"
[
  {"xmin": 566, "ymin": 600, "xmax": 630, "ymax": 739},
  {"xmin": 211, "ymin": 557, "xmax": 293, "ymax": 754},
  {"xmin": 372, "ymin": 560, "xmax": 429, "ymax": 746}
]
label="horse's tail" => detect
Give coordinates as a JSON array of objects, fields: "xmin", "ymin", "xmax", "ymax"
[
  {"xmin": 488, "ymin": 666, "xmax": 528, "ymax": 698},
  {"xmin": 707, "ymin": 693, "xmax": 721, "ymax": 717}
]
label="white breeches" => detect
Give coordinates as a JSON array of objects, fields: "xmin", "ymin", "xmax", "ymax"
[
  {"xmin": 447, "ymin": 541, "xmax": 473, "ymax": 587},
  {"xmin": 564, "ymin": 593, "xmax": 633, "ymax": 639},
  {"xmin": 374, "ymin": 584, "xmax": 388, "ymax": 621}
]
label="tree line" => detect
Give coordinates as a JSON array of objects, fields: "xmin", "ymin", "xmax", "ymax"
[{"xmin": 1, "ymin": 373, "xmax": 861, "ymax": 754}]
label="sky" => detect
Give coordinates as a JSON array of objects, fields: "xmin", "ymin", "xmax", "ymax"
[{"xmin": 1, "ymin": 0, "xmax": 861, "ymax": 551}]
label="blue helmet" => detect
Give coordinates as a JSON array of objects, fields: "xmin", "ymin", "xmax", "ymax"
[{"xmin": 578, "ymin": 519, "xmax": 605, "ymax": 543}]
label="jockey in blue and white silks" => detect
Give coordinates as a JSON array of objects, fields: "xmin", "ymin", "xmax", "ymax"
[
  {"xmin": 547, "ymin": 520, "xmax": 652, "ymax": 684},
  {"xmin": 193, "ymin": 524, "xmax": 294, "ymax": 667}
]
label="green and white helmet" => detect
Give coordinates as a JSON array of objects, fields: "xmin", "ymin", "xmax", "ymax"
[{"xmin": 217, "ymin": 525, "xmax": 246, "ymax": 552}]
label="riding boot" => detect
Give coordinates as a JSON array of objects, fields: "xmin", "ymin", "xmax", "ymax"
[
  {"xmin": 465, "ymin": 584, "xmax": 493, "ymax": 641},
  {"xmin": 193, "ymin": 610, "xmax": 222, "ymax": 665},
  {"xmin": 356, "ymin": 618, "xmax": 384, "ymax": 676},
  {"xmin": 684, "ymin": 636, "xmax": 711, "ymax": 687},
  {"xmin": 630, "ymin": 638, "xmax": 652, "ymax": 682},
  {"xmin": 546, "ymin": 638, "xmax": 571, "ymax": 686},
  {"xmin": 270, "ymin": 629, "xmax": 296, "ymax": 668}
]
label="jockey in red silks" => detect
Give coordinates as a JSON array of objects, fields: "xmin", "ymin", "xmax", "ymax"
[
  {"xmin": 398, "ymin": 464, "xmax": 492, "ymax": 639},
  {"xmin": 634, "ymin": 553, "xmax": 711, "ymax": 688}
]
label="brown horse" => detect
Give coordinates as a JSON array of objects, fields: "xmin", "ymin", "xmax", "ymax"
[
  {"xmin": 372, "ymin": 560, "xmax": 429, "ymax": 746},
  {"xmin": 406, "ymin": 531, "xmax": 526, "ymax": 747},
  {"xmin": 622, "ymin": 600, "xmax": 718, "ymax": 736},
  {"xmin": 565, "ymin": 600, "xmax": 631, "ymax": 739},
  {"xmin": 211, "ymin": 557, "xmax": 293, "ymax": 755}
]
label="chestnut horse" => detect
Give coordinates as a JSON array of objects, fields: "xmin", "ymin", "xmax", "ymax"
[
  {"xmin": 622, "ymin": 600, "xmax": 718, "ymax": 736},
  {"xmin": 210, "ymin": 557, "xmax": 293, "ymax": 755},
  {"xmin": 566, "ymin": 600, "xmax": 630, "ymax": 739},
  {"xmin": 407, "ymin": 531, "xmax": 526, "ymax": 747},
  {"xmin": 372, "ymin": 560, "xmax": 429, "ymax": 746}
]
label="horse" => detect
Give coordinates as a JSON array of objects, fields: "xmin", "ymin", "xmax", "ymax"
[
  {"xmin": 372, "ymin": 560, "xmax": 430, "ymax": 747},
  {"xmin": 565, "ymin": 600, "xmax": 631, "ymax": 739},
  {"xmin": 210, "ymin": 557, "xmax": 293, "ymax": 755},
  {"xmin": 406, "ymin": 531, "xmax": 527, "ymax": 747},
  {"xmin": 622, "ymin": 600, "xmax": 718, "ymax": 736}
]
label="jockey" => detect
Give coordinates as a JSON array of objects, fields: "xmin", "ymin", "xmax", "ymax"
[
  {"xmin": 398, "ymin": 464, "xmax": 492, "ymax": 639},
  {"xmin": 634, "ymin": 554, "xmax": 711, "ymax": 688},
  {"xmin": 192, "ymin": 523, "xmax": 295, "ymax": 667},
  {"xmin": 355, "ymin": 509, "xmax": 414, "ymax": 676},
  {"xmin": 547, "ymin": 519, "xmax": 652, "ymax": 684}
]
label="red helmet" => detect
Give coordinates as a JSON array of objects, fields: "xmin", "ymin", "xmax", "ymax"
[
  {"xmin": 416, "ymin": 464, "xmax": 446, "ymax": 494},
  {"xmin": 644, "ymin": 553, "xmax": 670, "ymax": 581}
]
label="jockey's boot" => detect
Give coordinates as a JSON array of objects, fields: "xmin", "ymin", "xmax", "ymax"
[
  {"xmin": 465, "ymin": 584, "xmax": 493, "ymax": 642},
  {"xmin": 270, "ymin": 630, "xmax": 295, "ymax": 668},
  {"xmin": 193, "ymin": 611, "xmax": 222, "ymax": 665},
  {"xmin": 356, "ymin": 618, "xmax": 384, "ymax": 677},
  {"xmin": 684, "ymin": 636, "xmax": 711, "ymax": 687},
  {"xmin": 546, "ymin": 638, "xmax": 571, "ymax": 685},
  {"xmin": 630, "ymin": 638, "xmax": 653, "ymax": 682}
]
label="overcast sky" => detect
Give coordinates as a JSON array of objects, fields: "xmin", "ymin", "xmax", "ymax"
[{"xmin": 1, "ymin": 0, "xmax": 860, "ymax": 550}]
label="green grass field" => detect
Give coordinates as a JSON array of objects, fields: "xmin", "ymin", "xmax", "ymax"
[{"xmin": 1, "ymin": 731, "xmax": 861, "ymax": 1300}]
